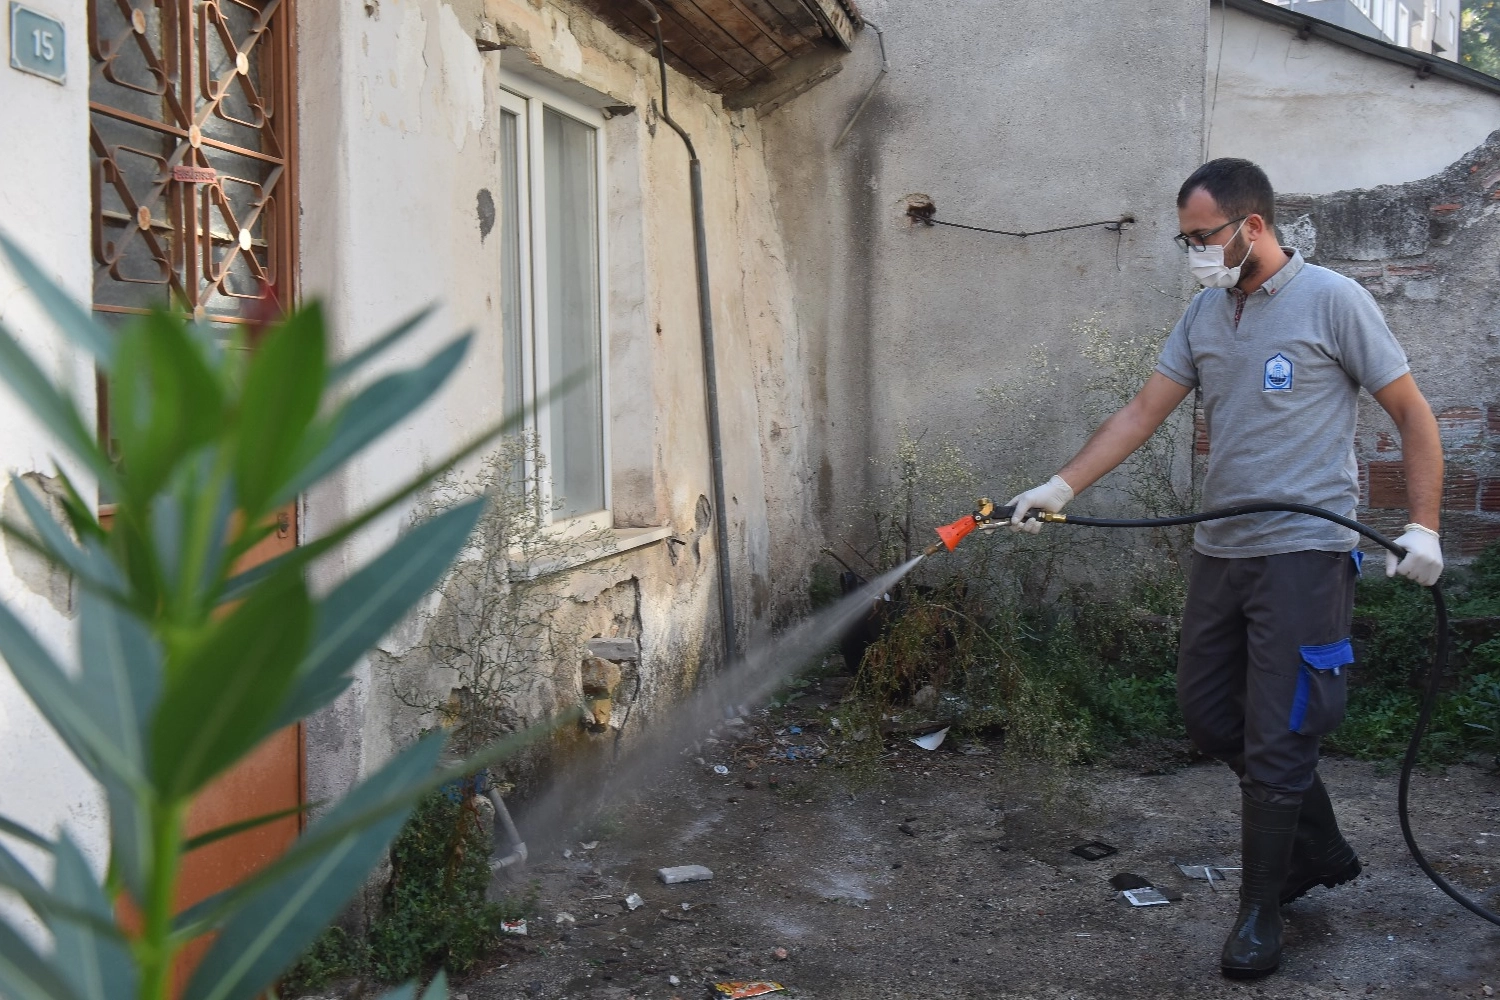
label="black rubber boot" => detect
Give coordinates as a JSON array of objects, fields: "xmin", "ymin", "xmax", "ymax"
[
  {"xmin": 1221, "ymin": 794, "xmax": 1300, "ymax": 979},
  {"xmin": 1280, "ymin": 771, "xmax": 1361, "ymax": 905}
]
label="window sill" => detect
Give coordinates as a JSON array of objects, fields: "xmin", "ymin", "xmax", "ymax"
[{"xmin": 508, "ymin": 525, "xmax": 672, "ymax": 581}]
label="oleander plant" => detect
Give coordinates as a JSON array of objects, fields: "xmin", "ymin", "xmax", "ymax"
[{"xmin": 0, "ymin": 234, "xmax": 567, "ymax": 1000}]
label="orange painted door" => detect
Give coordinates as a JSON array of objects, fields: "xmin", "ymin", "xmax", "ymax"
[{"xmin": 171, "ymin": 503, "xmax": 303, "ymax": 991}]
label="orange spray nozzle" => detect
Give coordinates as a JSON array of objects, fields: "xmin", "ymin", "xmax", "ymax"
[{"xmin": 934, "ymin": 514, "xmax": 978, "ymax": 552}]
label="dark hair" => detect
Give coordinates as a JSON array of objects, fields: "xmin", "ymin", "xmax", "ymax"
[{"xmin": 1177, "ymin": 158, "xmax": 1275, "ymax": 226}]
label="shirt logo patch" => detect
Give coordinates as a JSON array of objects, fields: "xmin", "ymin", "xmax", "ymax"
[{"xmin": 1263, "ymin": 353, "xmax": 1293, "ymax": 392}]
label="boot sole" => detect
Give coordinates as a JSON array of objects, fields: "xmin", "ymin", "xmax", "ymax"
[
  {"xmin": 1221, "ymin": 961, "xmax": 1279, "ymax": 980},
  {"xmin": 1280, "ymin": 857, "xmax": 1362, "ymax": 906}
]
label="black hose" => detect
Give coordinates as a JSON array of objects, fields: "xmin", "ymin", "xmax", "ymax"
[{"xmin": 1038, "ymin": 502, "xmax": 1500, "ymax": 926}]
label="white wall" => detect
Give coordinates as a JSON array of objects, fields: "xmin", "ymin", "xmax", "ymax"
[
  {"xmin": 762, "ymin": 0, "xmax": 1210, "ymax": 539},
  {"xmin": 297, "ymin": 0, "xmax": 822, "ymax": 816},
  {"xmin": 0, "ymin": 0, "xmax": 107, "ymax": 909},
  {"xmin": 1209, "ymin": 5, "xmax": 1500, "ymax": 194}
]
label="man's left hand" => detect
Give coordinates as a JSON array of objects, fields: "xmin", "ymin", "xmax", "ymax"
[{"xmin": 1386, "ymin": 524, "xmax": 1443, "ymax": 587}]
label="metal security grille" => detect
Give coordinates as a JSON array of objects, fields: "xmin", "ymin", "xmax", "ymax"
[{"xmin": 87, "ymin": 0, "xmax": 296, "ymax": 326}]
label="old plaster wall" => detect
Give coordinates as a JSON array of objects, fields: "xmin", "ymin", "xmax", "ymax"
[
  {"xmin": 296, "ymin": 0, "xmax": 819, "ymax": 816},
  {"xmin": 1209, "ymin": 5, "xmax": 1500, "ymax": 194},
  {"xmin": 1277, "ymin": 131, "xmax": 1500, "ymax": 558},
  {"xmin": 759, "ymin": 0, "xmax": 1209, "ymax": 543},
  {"xmin": 0, "ymin": 0, "xmax": 108, "ymax": 908}
]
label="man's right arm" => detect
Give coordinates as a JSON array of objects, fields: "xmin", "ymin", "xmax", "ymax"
[
  {"xmin": 1058, "ymin": 372, "xmax": 1194, "ymax": 493},
  {"xmin": 1009, "ymin": 372, "xmax": 1193, "ymax": 528}
]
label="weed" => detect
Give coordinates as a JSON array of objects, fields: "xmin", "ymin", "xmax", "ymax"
[
  {"xmin": 284, "ymin": 782, "xmax": 534, "ymax": 990},
  {"xmin": 367, "ymin": 783, "xmax": 526, "ymax": 981}
]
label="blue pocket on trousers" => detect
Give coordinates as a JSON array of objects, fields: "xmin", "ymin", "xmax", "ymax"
[{"xmin": 1290, "ymin": 638, "xmax": 1354, "ymax": 735}]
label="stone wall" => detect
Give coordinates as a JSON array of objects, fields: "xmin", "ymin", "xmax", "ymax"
[{"xmin": 1278, "ymin": 130, "xmax": 1500, "ymax": 558}]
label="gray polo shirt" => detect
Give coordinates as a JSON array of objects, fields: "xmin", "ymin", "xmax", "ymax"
[{"xmin": 1156, "ymin": 249, "xmax": 1409, "ymax": 557}]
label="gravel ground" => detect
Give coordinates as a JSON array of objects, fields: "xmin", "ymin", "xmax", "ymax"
[{"xmin": 459, "ymin": 714, "xmax": 1500, "ymax": 1000}]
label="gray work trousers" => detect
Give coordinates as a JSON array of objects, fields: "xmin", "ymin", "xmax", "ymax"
[{"xmin": 1176, "ymin": 549, "xmax": 1358, "ymax": 801}]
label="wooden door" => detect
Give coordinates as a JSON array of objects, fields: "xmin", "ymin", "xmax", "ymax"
[
  {"xmin": 172, "ymin": 504, "xmax": 302, "ymax": 990},
  {"xmin": 87, "ymin": 3, "xmax": 302, "ymax": 987}
]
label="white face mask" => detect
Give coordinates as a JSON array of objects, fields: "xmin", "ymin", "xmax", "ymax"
[{"xmin": 1187, "ymin": 219, "xmax": 1252, "ymax": 288}]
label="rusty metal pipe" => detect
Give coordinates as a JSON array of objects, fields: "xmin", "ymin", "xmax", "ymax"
[{"xmin": 636, "ymin": 0, "xmax": 737, "ymax": 662}]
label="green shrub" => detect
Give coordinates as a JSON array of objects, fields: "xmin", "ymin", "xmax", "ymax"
[{"xmin": 367, "ymin": 785, "xmax": 517, "ymax": 981}]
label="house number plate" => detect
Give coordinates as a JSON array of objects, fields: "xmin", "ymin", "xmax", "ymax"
[{"xmin": 10, "ymin": 3, "xmax": 65, "ymax": 85}]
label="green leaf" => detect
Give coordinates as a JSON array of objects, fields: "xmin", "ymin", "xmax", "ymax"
[
  {"xmin": 281, "ymin": 335, "xmax": 471, "ymax": 502},
  {"xmin": 0, "ymin": 833, "xmax": 46, "ymax": 913},
  {"xmin": 0, "ymin": 817, "xmax": 52, "ymax": 851},
  {"xmin": 172, "ymin": 714, "xmax": 571, "ymax": 941},
  {"xmin": 0, "ymin": 913, "xmax": 82, "ymax": 1000},
  {"xmin": 76, "ymin": 594, "xmax": 156, "ymax": 900},
  {"xmin": 269, "ymin": 497, "xmax": 485, "ymax": 730},
  {"xmin": 234, "ymin": 305, "xmax": 326, "ymax": 517},
  {"xmin": 0, "ymin": 601, "xmax": 145, "ymax": 790},
  {"xmin": 151, "ymin": 570, "xmax": 312, "ymax": 798},
  {"xmin": 102, "ymin": 772, "xmax": 151, "ymax": 904},
  {"xmin": 0, "ymin": 231, "xmax": 115, "ymax": 366},
  {"xmin": 108, "ymin": 312, "xmax": 224, "ymax": 503},
  {"xmin": 0, "ymin": 320, "xmax": 114, "ymax": 486},
  {"xmin": 47, "ymin": 834, "xmax": 134, "ymax": 1000},
  {"xmin": 5, "ymin": 475, "xmax": 121, "ymax": 593},
  {"xmin": 0, "ymin": 835, "xmax": 127, "ymax": 940},
  {"xmin": 180, "ymin": 733, "xmax": 446, "ymax": 1000},
  {"xmin": 219, "ymin": 409, "xmax": 528, "ymax": 606},
  {"xmin": 78, "ymin": 590, "xmax": 160, "ymax": 773},
  {"xmin": 326, "ymin": 305, "xmax": 435, "ymax": 385},
  {"xmin": 46, "ymin": 466, "xmax": 107, "ymax": 547},
  {"xmin": 183, "ymin": 801, "xmax": 318, "ymax": 854}
]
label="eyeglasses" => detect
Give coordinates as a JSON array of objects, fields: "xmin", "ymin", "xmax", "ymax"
[{"xmin": 1173, "ymin": 216, "xmax": 1247, "ymax": 253}]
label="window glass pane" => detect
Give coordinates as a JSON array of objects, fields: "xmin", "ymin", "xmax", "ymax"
[
  {"xmin": 500, "ymin": 110, "xmax": 525, "ymax": 433},
  {"xmin": 543, "ymin": 107, "xmax": 604, "ymax": 518}
]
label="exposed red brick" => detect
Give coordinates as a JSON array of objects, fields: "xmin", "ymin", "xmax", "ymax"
[
  {"xmin": 1454, "ymin": 519, "xmax": 1500, "ymax": 558},
  {"xmin": 1430, "ymin": 203, "xmax": 1462, "ymax": 214},
  {"xmin": 1194, "ymin": 409, "xmax": 1210, "ymax": 456},
  {"xmin": 1386, "ymin": 264, "xmax": 1436, "ymax": 276},
  {"xmin": 1488, "ymin": 405, "xmax": 1500, "ymax": 435},
  {"xmin": 1366, "ymin": 461, "xmax": 1406, "ymax": 508},
  {"xmin": 1443, "ymin": 468, "xmax": 1480, "ymax": 511},
  {"xmin": 1437, "ymin": 406, "xmax": 1484, "ymax": 432},
  {"xmin": 1374, "ymin": 430, "xmax": 1399, "ymax": 454},
  {"xmin": 1481, "ymin": 478, "xmax": 1500, "ymax": 514}
]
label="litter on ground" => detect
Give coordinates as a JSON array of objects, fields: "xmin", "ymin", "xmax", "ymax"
[
  {"xmin": 711, "ymin": 982, "xmax": 785, "ymax": 998},
  {"xmin": 658, "ymin": 864, "xmax": 715, "ymax": 884},
  {"xmin": 911, "ymin": 727, "xmax": 950, "ymax": 751}
]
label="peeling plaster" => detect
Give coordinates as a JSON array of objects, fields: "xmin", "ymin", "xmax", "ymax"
[
  {"xmin": 541, "ymin": 6, "xmax": 585, "ymax": 76},
  {"xmin": 361, "ymin": 4, "xmax": 428, "ymax": 133},
  {"xmin": 437, "ymin": 2, "xmax": 485, "ymax": 150},
  {"xmin": 2, "ymin": 474, "xmax": 75, "ymax": 618}
]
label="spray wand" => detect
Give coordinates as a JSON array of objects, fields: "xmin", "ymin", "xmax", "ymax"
[{"xmin": 922, "ymin": 495, "xmax": 1500, "ymax": 930}]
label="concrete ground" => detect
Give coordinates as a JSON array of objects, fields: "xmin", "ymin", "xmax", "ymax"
[{"xmin": 463, "ymin": 708, "xmax": 1500, "ymax": 1000}]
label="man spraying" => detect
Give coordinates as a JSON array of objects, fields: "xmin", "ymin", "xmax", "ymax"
[{"xmin": 1008, "ymin": 158, "xmax": 1444, "ymax": 979}]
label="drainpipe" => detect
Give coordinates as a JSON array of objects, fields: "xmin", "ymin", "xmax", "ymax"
[{"xmin": 636, "ymin": 1, "xmax": 737, "ymax": 663}]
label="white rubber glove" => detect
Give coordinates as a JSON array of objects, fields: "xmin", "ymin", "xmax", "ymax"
[
  {"xmin": 1385, "ymin": 524, "xmax": 1443, "ymax": 587},
  {"xmin": 1006, "ymin": 475, "xmax": 1075, "ymax": 535}
]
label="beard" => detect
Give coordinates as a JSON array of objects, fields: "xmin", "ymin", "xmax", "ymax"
[{"xmin": 1230, "ymin": 233, "xmax": 1260, "ymax": 288}]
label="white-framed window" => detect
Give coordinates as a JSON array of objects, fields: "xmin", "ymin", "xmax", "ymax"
[
  {"xmin": 496, "ymin": 74, "xmax": 610, "ymax": 529},
  {"xmin": 1397, "ymin": 3, "xmax": 1411, "ymax": 45}
]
